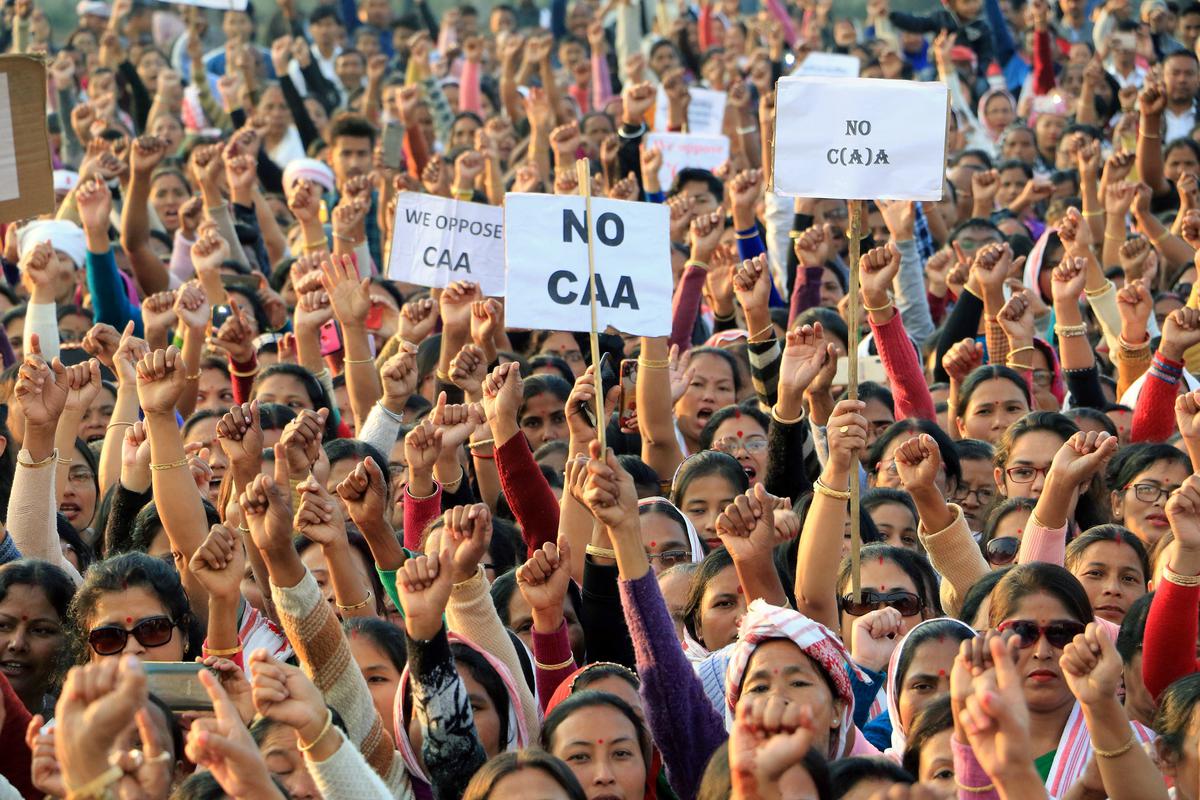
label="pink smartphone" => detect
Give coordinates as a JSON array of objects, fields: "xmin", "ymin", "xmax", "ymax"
[{"xmin": 319, "ymin": 319, "xmax": 343, "ymax": 356}]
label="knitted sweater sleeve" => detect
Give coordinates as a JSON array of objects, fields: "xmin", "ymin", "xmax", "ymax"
[
  {"xmin": 1131, "ymin": 352, "xmax": 1183, "ymax": 443},
  {"xmin": 403, "ymin": 482, "xmax": 443, "ymax": 552},
  {"xmin": 917, "ymin": 504, "xmax": 987, "ymax": 617},
  {"xmin": 271, "ymin": 570, "xmax": 406, "ymax": 791},
  {"xmin": 1016, "ymin": 518, "xmax": 1066, "ymax": 567},
  {"xmin": 532, "ymin": 620, "xmax": 577, "ymax": 713},
  {"xmin": 496, "ymin": 434, "xmax": 559, "ymax": 556},
  {"xmin": 306, "ymin": 729, "xmax": 411, "ymax": 800},
  {"xmin": 1143, "ymin": 578, "xmax": 1200, "ymax": 700},
  {"xmin": 444, "ymin": 567, "xmax": 541, "ymax": 740},
  {"xmin": 870, "ymin": 312, "xmax": 936, "ymax": 421},
  {"xmin": 670, "ymin": 262, "xmax": 708, "ymax": 351}
]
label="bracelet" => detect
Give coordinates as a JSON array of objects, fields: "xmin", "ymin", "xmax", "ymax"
[
  {"xmin": 771, "ymin": 405, "xmax": 803, "ymax": 425},
  {"xmin": 1082, "ymin": 209, "xmax": 1104, "ymax": 218},
  {"xmin": 685, "ymin": 259, "xmax": 709, "ymax": 271},
  {"xmin": 66, "ymin": 765, "xmax": 124, "ymax": 800},
  {"xmin": 435, "ymin": 368, "xmax": 452, "ymax": 382},
  {"xmin": 814, "ymin": 478, "xmax": 851, "ymax": 501},
  {"xmin": 1054, "ymin": 323, "xmax": 1088, "ymax": 338},
  {"xmin": 297, "ymin": 708, "xmax": 334, "ymax": 752},
  {"xmin": 107, "ymin": 421, "xmax": 133, "ymax": 432},
  {"xmin": 302, "ymin": 240, "xmax": 329, "ymax": 252},
  {"xmin": 1142, "ymin": 129, "xmax": 1161, "ymax": 139},
  {"xmin": 954, "ymin": 780, "xmax": 996, "ymax": 793},
  {"xmin": 336, "ymin": 590, "xmax": 374, "ymax": 611},
  {"xmin": 749, "ymin": 322, "xmax": 776, "ymax": 342},
  {"xmin": 1103, "ymin": 231, "xmax": 1126, "ymax": 241},
  {"xmin": 56, "ymin": 456, "xmax": 73, "ymax": 465},
  {"xmin": 453, "ymin": 189, "xmax": 474, "ymax": 200},
  {"xmin": 332, "ymin": 232, "xmax": 363, "ymax": 244},
  {"xmin": 1163, "ymin": 563, "xmax": 1200, "ymax": 587},
  {"xmin": 1006, "ymin": 360, "xmax": 1034, "ymax": 371},
  {"xmin": 313, "ymin": 368, "xmax": 331, "ymax": 381},
  {"xmin": 735, "ymin": 124, "xmax": 758, "ymax": 135},
  {"xmin": 229, "ymin": 365, "xmax": 259, "ymax": 378},
  {"xmin": 535, "ymin": 656, "xmax": 576, "ymax": 671},
  {"xmin": 468, "ymin": 438, "xmax": 495, "ymax": 450},
  {"xmin": 185, "ymin": 371, "xmax": 202, "ymax": 380},
  {"xmin": 638, "ymin": 357, "xmax": 669, "ymax": 369},
  {"xmin": 1092, "ymin": 733, "xmax": 1135, "ymax": 758},
  {"xmin": 376, "ymin": 402, "xmax": 405, "ymax": 424},
  {"xmin": 21, "ymin": 452, "xmax": 56, "ymax": 470},
  {"xmin": 343, "ymin": 356, "xmax": 374, "ymax": 365},
  {"xmin": 236, "ymin": 524, "xmax": 251, "ymax": 534},
  {"xmin": 150, "ymin": 457, "xmax": 190, "ymax": 471},
  {"xmin": 735, "ymin": 230, "xmax": 759, "ymax": 240},
  {"xmin": 1119, "ymin": 334, "xmax": 1151, "ymax": 351},
  {"xmin": 1007, "ymin": 345, "xmax": 1036, "ymax": 357},
  {"xmin": 203, "ymin": 644, "xmax": 243, "ymax": 657},
  {"xmin": 1153, "ymin": 230, "xmax": 1172, "ymax": 245},
  {"xmin": 585, "ymin": 544, "xmax": 617, "ymax": 559},
  {"xmin": 473, "ymin": 451, "xmax": 495, "ymax": 460},
  {"xmin": 862, "ymin": 298, "xmax": 893, "ymax": 313}
]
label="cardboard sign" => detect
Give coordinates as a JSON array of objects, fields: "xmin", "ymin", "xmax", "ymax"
[
  {"xmin": 504, "ymin": 194, "xmax": 672, "ymax": 337},
  {"xmin": 653, "ymin": 86, "xmax": 727, "ymax": 136},
  {"xmin": 0, "ymin": 56, "xmax": 53, "ymax": 222},
  {"xmin": 772, "ymin": 76, "xmax": 948, "ymax": 201},
  {"xmin": 794, "ymin": 52, "xmax": 860, "ymax": 78},
  {"xmin": 168, "ymin": 0, "xmax": 248, "ymax": 10},
  {"xmin": 644, "ymin": 132, "xmax": 730, "ymax": 192},
  {"xmin": 387, "ymin": 193, "xmax": 506, "ymax": 295}
]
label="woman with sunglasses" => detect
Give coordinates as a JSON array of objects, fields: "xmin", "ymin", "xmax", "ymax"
[
  {"xmin": 980, "ymin": 497, "xmax": 1036, "ymax": 570},
  {"xmin": 1106, "ymin": 442, "xmax": 1192, "ymax": 547},
  {"xmin": 69, "ymin": 551, "xmax": 200, "ymax": 662}
]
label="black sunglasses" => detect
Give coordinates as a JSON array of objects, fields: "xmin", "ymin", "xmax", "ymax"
[
  {"xmin": 997, "ymin": 619, "xmax": 1086, "ymax": 649},
  {"xmin": 839, "ymin": 590, "xmax": 923, "ymax": 617},
  {"xmin": 88, "ymin": 615, "xmax": 175, "ymax": 656},
  {"xmin": 985, "ymin": 536, "xmax": 1020, "ymax": 566}
]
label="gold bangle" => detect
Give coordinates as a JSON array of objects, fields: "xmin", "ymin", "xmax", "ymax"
[
  {"xmin": 954, "ymin": 780, "xmax": 996, "ymax": 793},
  {"xmin": 1084, "ymin": 281, "xmax": 1114, "ymax": 297},
  {"xmin": 453, "ymin": 189, "xmax": 474, "ymax": 200},
  {"xmin": 1142, "ymin": 130, "xmax": 1161, "ymax": 139},
  {"xmin": 468, "ymin": 438, "xmax": 495, "ymax": 449},
  {"xmin": 1163, "ymin": 563, "xmax": 1200, "ymax": 587},
  {"xmin": 229, "ymin": 366, "xmax": 259, "ymax": 378},
  {"xmin": 21, "ymin": 452, "xmax": 56, "ymax": 470},
  {"xmin": 535, "ymin": 656, "xmax": 576, "ymax": 671},
  {"xmin": 185, "ymin": 371, "xmax": 202, "ymax": 381},
  {"xmin": 336, "ymin": 590, "xmax": 373, "ymax": 611},
  {"xmin": 203, "ymin": 644, "xmax": 243, "ymax": 656},
  {"xmin": 1092, "ymin": 733, "xmax": 1135, "ymax": 758},
  {"xmin": 1119, "ymin": 334, "xmax": 1151, "ymax": 351},
  {"xmin": 748, "ymin": 322, "xmax": 776, "ymax": 342},
  {"xmin": 1104, "ymin": 231, "xmax": 1126, "ymax": 241},
  {"xmin": 637, "ymin": 357, "xmax": 669, "ymax": 369},
  {"xmin": 106, "ymin": 421, "xmax": 133, "ymax": 432},
  {"xmin": 66, "ymin": 765, "xmax": 124, "ymax": 800},
  {"xmin": 150, "ymin": 457, "xmax": 190, "ymax": 471},
  {"xmin": 814, "ymin": 478, "xmax": 851, "ymax": 500},
  {"xmin": 685, "ymin": 259, "xmax": 709, "ymax": 271},
  {"xmin": 585, "ymin": 544, "xmax": 617, "ymax": 559},
  {"xmin": 1008, "ymin": 345, "xmax": 1036, "ymax": 357},
  {"xmin": 1082, "ymin": 209, "xmax": 1104, "ymax": 218},
  {"xmin": 342, "ymin": 356, "xmax": 374, "ymax": 364},
  {"xmin": 770, "ymin": 405, "xmax": 803, "ymax": 425},
  {"xmin": 56, "ymin": 456, "xmax": 73, "ymax": 465},
  {"xmin": 1054, "ymin": 323, "xmax": 1087, "ymax": 338},
  {"xmin": 297, "ymin": 708, "xmax": 334, "ymax": 752},
  {"xmin": 862, "ymin": 298, "xmax": 893, "ymax": 313},
  {"xmin": 236, "ymin": 524, "xmax": 251, "ymax": 534},
  {"xmin": 435, "ymin": 368, "xmax": 452, "ymax": 382},
  {"xmin": 302, "ymin": 240, "xmax": 329, "ymax": 252},
  {"xmin": 1007, "ymin": 361, "xmax": 1034, "ymax": 371}
]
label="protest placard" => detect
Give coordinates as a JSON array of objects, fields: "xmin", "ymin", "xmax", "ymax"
[
  {"xmin": 504, "ymin": 193, "xmax": 672, "ymax": 336},
  {"xmin": 168, "ymin": 0, "xmax": 248, "ymax": 10},
  {"xmin": 793, "ymin": 51, "xmax": 860, "ymax": 78},
  {"xmin": 653, "ymin": 86, "xmax": 727, "ymax": 136},
  {"xmin": 644, "ymin": 132, "xmax": 730, "ymax": 192},
  {"xmin": 387, "ymin": 192, "xmax": 506, "ymax": 296},
  {"xmin": 772, "ymin": 76, "xmax": 948, "ymax": 201},
  {"xmin": 0, "ymin": 56, "xmax": 54, "ymax": 222}
]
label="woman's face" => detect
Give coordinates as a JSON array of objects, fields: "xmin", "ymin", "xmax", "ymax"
[
  {"xmin": 0, "ymin": 583, "xmax": 65, "ymax": 704},
  {"xmin": 256, "ymin": 373, "xmax": 314, "ymax": 412},
  {"xmin": 184, "ymin": 415, "xmax": 226, "ymax": 503},
  {"xmin": 639, "ymin": 512, "xmax": 693, "ymax": 576},
  {"xmin": 819, "ymin": 266, "xmax": 845, "ymax": 308},
  {"xmin": 258, "ymin": 86, "xmax": 292, "ymax": 136},
  {"xmin": 450, "ymin": 116, "xmax": 481, "ymax": 150},
  {"xmin": 695, "ymin": 563, "xmax": 745, "ymax": 651},
  {"xmin": 58, "ymin": 443, "xmax": 97, "ymax": 532},
  {"xmin": 150, "ymin": 173, "xmax": 189, "ymax": 233},
  {"xmin": 959, "ymin": 378, "xmax": 1030, "ymax": 444},
  {"xmin": 259, "ymin": 723, "xmax": 322, "ymax": 800},
  {"xmin": 708, "ymin": 414, "xmax": 767, "ymax": 485},
  {"xmin": 680, "ymin": 473, "xmax": 739, "ymax": 548},
  {"xmin": 348, "ymin": 634, "xmax": 402, "ymax": 739},
  {"xmin": 584, "ymin": 674, "xmax": 644, "ymax": 718},
  {"xmin": 869, "ymin": 501, "xmax": 919, "ymax": 551},
  {"xmin": 999, "ymin": 591, "xmax": 1080, "ymax": 713},
  {"xmin": 839, "ymin": 558, "xmax": 926, "ymax": 643},
  {"xmin": 519, "ymin": 392, "xmax": 568, "ymax": 448},
  {"xmin": 549, "ymin": 705, "xmax": 646, "ymax": 800},
  {"xmin": 539, "ymin": 332, "xmax": 585, "ymax": 376},
  {"xmin": 955, "ymin": 456, "xmax": 998, "ymax": 533},
  {"xmin": 985, "ymin": 94, "xmax": 1016, "ymax": 131},
  {"xmin": 79, "ymin": 384, "xmax": 115, "ymax": 442},
  {"xmin": 1071, "ymin": 538, "xmax": 1147, "ymax": 625},
  {"xmin": 1029, "ymin": 348, "xmax": 1058, "ymax": 411},
  {"xmin": 917, "ymin": 728, "xmax": 956, "ymax": 797},
  {"xmin": 459, "ymin": 663, "xmax": 503, "ymax": 758},
  {"xmin": 1002, "ymin": 130, "xmax": 1038, "ymax": 164},
  {"xmin": 87, "ymin": 586, "xmax": 184, "ymax": 662},
  {"xmin": 1166, "ymin": 144, "xmax": 1200, "ymax": 183},
  {"xmin": 740, "ymin": 640, "xmax": 841, "ymax": 757},
  {"xmin": 897, "ymin": 637, "xmax": 960, "ymax": 733},
  {"xmin": 491, "ymin": 768, "xmax": 574, "ymax": 800},
  {"xmin": 997, "ymin": 429, "xmax": 1065, "ymax": 500},
  {"xmin": 300, "ymin": 545, "xmax": 373, "ymax": 614},
  {"xmin": 658, "ymin": 568, "xmax": 693, "ymax": 644},
  {"xmin": 196, "ymin": 366, "xmax": 235, "ymax": 412},
  {"xmin": 1113, "ymin": 458, "xmax": 1190, "ymax": 546},
  {"xmin": 1035, "ymin": 113, "xmax": 1067, "ymax": 156},
  {"xmin": 151, "ymin": 115, "xmax": 183, "ymax": 154},
  {"xmin": 675, "ymin": 354, "xmax": 736, "ymax": 443},
  {"xmin": 506, "ymin": 586, "xmax": 586, "ymax": 664}
]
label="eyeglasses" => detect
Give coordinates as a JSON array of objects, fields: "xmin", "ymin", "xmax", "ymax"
[
  {"xmin": 646, "ymin": 550, "xmax": 692, "ymax": 568},
  {"xmin": 984, "ymin": 536, "xmax": 1020, "ymax": 566},
  {"xmin": 954, "ymin": 485, "xmax": 997, "ymax": 506},
  {"xmin": 713, "ymin": 436, "xmax": 768, "ymax": 455},
  {"xmin": 997, "ymin": 619, "xmax": 1086, "ymax": 649},
  {"xmin": 1031, "ymin": 369, "xmax": 1053, "ymax": 388},
  {"xmin": 1005, "ymin": 465, "xmax": 1049, "ymax": 484},
  {"xmin": 87, "ymin": 615, "xmax": 175, "ymax": 656},
  {"xmin": 1125, "ymin": 483, "xmax": 1179, "ymax": 504},
  {"xmin": 839, "ymin": 590, "xmax": 924, "ymax": 617}
]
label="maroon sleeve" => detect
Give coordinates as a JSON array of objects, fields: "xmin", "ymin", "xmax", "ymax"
[
  {"xmin": 669, "ymin": 263, "xmax": 708, "ymax": 352},
  {"xmin": 870, "ymin": 312, "xmax": 936, "ymax": 421},
  {"xmin": 229, "ymin": 354, "xmax": 258, "ymax": 406},
  {"xmin": 496, "ymin": 434, "xmax": 560, "ymax": 556},
  {"xmin": 0, "ymin": 672, "xmax": 35, "ymax": 800},
  {"xmin": 532, "ymin": 619, "xmax": 578, "ymax": 713},
  {"xmin": 1143, "ymin": 578, "xmax": 1200, "ymax": 700},
  {"xmin": 788, "ymin": 266, "xmax": 825, "ymax": 327},
  {"xmin": 402, "ymin": 481, "xmax": 443, "ymax": 551},
  {"xmin": 1033, "ymin": 29, "xmax": 1056, "ymax": 95}
]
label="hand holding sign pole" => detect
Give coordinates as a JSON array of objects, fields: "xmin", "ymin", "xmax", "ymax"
[
  {"xmin": 575, "ymin": 158, "xmax": 606, "ymax": 453},
  {"xmin": 846, "ymin": 199, "xmax": 863, "ymax": 603}
]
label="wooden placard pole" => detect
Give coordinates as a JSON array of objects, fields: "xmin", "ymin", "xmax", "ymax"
[
  {"xmin": 847, "ymin": 198, "xmax": 864, "ymax": 603},
  {"xmin": 576, "ymin": 158, "xmax": 606, "ymax": 453}
]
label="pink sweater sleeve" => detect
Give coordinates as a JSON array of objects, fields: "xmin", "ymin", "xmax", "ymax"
[
  {"xmin": 870, "ymin": 312, "xmax": 936, "ymax": 421},
  {"xmin": 670, "ymin": 263, "xmax": 708, "ymax": 352},
  {"xmin": 952, "ymin": 737, "xmax": 1001, "ymax": 800},
  {"xmin": 532, "ymin": 619, "xmax": 578, "ymax": 712},
  {"xmin": 591, "ymin": 51, "xmax": 613, "ymax": 114},
  {"xmin": 1017, "ymin": 517, "xmax": 1066, "ymax": 567},
  {"xmin": 402, "ymin": 481, "xmax": 443, "ymax": 552},
  {"xmin": 459, "ymin": 58, "xmax": 482, "ymax": 115},
  {"xmin": 765, "ymin": 0, "xmax": 798, "ymax": 46}
]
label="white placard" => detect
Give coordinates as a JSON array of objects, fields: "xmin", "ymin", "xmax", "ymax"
[
  {"xmin": 644, "ymin": 132, "xmax": 730, "ymax": 192},
  {"xmin": 387, "ymin": 193, "xmax": 506, "ymax": 295},
  {"xmin": 653, "ymin": 86, "xmax": 728, "ymax": 136},
  {"xmin": 772, "ymin": 77, "xmax": 947, "ymax": 201},
  {"xmin": 0, "ymin": 74, "xmax": 19, "ymax": 203},
  {"xmin": 503, "ymin": 194, "xmax": 672, "ymax": 337},
  {"xmin": 170, "ymin": 0, "xmax": 248, "ymax": 9},
  {"xmin": 794, "ymin": 52, "xmax": 861, "ymax": 78}
]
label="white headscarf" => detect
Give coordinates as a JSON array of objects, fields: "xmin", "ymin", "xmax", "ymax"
[{"xmin": 18, "ymin": 221, "xmax": 87, "ymax": 269}]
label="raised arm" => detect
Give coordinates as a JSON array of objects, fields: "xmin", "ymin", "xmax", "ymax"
[
  {"xmin": 636, "ymin": 336, "xmax": 686, "ymax": 479},
  {"xmin": 120, "ymin": 136, "xmax": 172, "ymax": 295},
  {"xmin": 1145, "ymin": 475, "xmax": 1200, "ymax": 698},
  {"xmin": 1020, "ymin": 431, "xmax": 1117, "ymax": 566}
]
